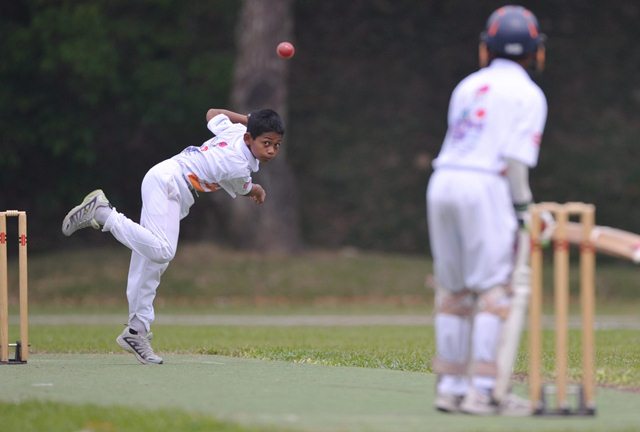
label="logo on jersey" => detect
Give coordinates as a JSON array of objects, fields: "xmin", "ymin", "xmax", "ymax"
[
  {"xmin": 181, "ymin": 140, "xmax": 228, "ymax": 154},
  {"xmin": 532, "ymin": 133, "xmax": 542, "ymax": 147},
  {"xmin": 200, "ymin": 140, "xmax": 227, "ymax": 152},
  {"xmin": 187, "ymin": 173, "xmax": 221, "ymax": 193},
  {"xmin": 449, "ymin": 84, "xmax": 489, "ymax": 150}
]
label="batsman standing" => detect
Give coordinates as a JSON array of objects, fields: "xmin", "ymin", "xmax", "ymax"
[
  {"xmin": 62, "ymin": 108, "xmax": 284, "ymax": 364},
  {"xmin": 426, "ymin": 5, "xmax": 548, "ymax": 415}
]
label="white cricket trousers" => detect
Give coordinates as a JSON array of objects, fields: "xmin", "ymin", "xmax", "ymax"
[
  {"xmin": 427, "ymin": 168, "xmax": 517, "ymax": 395},
  {"xmin": 103, "ymin": 159, "xmax": 195, "ymax": 332},
  {"xmin": 426, "ymin": 168, "xmax": 516, "ymax": 293}
]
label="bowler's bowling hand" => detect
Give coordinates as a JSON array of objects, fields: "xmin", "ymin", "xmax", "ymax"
[{"xmin": 249, "ymin": 184, "xmax": 266, "ymax": 205}]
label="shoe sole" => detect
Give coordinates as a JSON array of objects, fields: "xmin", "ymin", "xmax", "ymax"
[
  {"xmin": 61, "ymin": 189, "xmax": 105, "ymax": 236},
  {"xmin": 116, "ymin": 334, "xmax": 163, "ymax": 365},
  {"xmin": 435, "ymin": 395, "xmax": 463, "ymax": 413},
  {"xmin": 460, "ymin": 408, "xmax": 498, "ymax": 416},
  {"xmin": 436, "ymin": 406, "xmax": 459, "ymax": 413},
  {"xmin": 460, "ymin": 402, "xmax": 499, "ymax": 416}
]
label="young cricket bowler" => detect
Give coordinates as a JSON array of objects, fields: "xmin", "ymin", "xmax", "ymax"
[
  {"xmin": 426, "ymin": 5, "xmax": 553, "ymax": 415},
  {"xmin": 62, "ymin": 108, "xmax": 284, "ymax": 364}
]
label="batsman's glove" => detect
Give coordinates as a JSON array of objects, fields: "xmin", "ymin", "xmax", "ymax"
[{"xmin": 514, "ymin": 202, "xmax": 555, "ymax": 244}]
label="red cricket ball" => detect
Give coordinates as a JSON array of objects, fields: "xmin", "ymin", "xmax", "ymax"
[{"xmin": 276, "ymin": 41, "xmax": 295, "ymax": 59}]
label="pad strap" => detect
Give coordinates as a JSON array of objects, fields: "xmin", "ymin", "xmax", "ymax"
[
  {"xmin": 432, "ymin": 357, "xmax": 468, "ymax": 375},
  {"xmin": 435, "ymin": 289, "xmax": 475, "ymax": 317},
  {"xmin": 477, "ymin": 285, "xmax": 510, "ymax": 320},
  {"xmin": 469, "ymin": 361, "xmax": 498, "ymax": 377}
]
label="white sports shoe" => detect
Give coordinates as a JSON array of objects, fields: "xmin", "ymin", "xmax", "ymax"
[
  {"xmin": 61, "ymin": 189, "xmax": 111, "ymax": 236},
  {"xmin": 460, "ymin": 388, "xmax": 532, "ymax": 416},
  {"xmin": 435, "ymin": 393, "xmax": 464, "ymax": 413},
  {"xmin": 460, "ymin": 388, "xmax": 498, "ymax": 415},
  {"xmin": 497, "ymin": 392, "xmax": 532, "ymax": 417},
  {"xmin": 116, "ymin": 327, "xmax": 164, "ymax": 365}
]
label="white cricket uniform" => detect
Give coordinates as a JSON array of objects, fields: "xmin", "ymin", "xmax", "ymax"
[
  {"xmin": 426, "ymin": 59, "xmax": 547, "ymax": 396},
  {"xmin": 427, "ymin": 59, "xmax": 546, "ymax": 293},
  {"xmin": 102, "ymin": 114, "xmax": 259, "ymax": 332}
]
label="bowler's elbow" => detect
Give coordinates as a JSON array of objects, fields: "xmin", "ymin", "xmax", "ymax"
[{"xmin": 206, "ymin": 109, "xmax": 220, "ymax": 122}]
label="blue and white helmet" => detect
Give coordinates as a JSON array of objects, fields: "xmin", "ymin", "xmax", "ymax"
[{"xmin": 481, "ymin": 5, "xmax": 544, "ymax": 58}]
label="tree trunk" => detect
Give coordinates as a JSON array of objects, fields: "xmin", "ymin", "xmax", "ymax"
[{"xmin": 224, "ymin": 0, "xmax": 300, "ymax": 252}]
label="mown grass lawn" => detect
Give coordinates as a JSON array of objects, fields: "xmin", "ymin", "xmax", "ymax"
[
  {"xmin": 4, "ymin": 323, "xmax": 639, "ymax": 432},
  {"xmin": 0, "ymin": 400, "xmax": 282, "ymax": 432},
  {"xmin": 3, "ymin": 245, "xmax": 640, "ymax": 432},
  {"xmin": 7, "ymin": 244, "xmax": 640, "ymax": 389},
  {"xmin": 22, "ymin": 243, "xmax": 640, "ymax": 310},
  {"xmin": 25, "ymin": 324, "xmax": 640, "ymax": 390}
]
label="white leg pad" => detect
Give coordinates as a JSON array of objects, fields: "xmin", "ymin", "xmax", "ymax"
[
  {"xmin": 468, "ymin": 286, "xmax": 511, "ymax": 392},
  {"xmin": 433, "ymin": 289, "xmax": 478, "ymax": 395},
  {"xmin": 434, "ymin": 313, "xmax": 472, "ymax": 395}
]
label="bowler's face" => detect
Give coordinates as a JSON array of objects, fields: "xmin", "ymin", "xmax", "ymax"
[{"xmin": 245, "ymin": 132, "xmax": 283, "ymax": 163}]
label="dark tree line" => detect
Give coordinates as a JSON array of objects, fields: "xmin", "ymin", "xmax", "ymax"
[{"xmin": 2, "ymin": 1, "xmax": 639, "ymax": 253}]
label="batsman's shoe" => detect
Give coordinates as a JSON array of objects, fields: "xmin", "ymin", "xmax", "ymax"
[
  {"xmin": 61, "ymin": 189, "xmax": 111, "ymax": 236},
  {"xmin": 116, "ymin": 327, "xmax": 164, "ymax": 365},
  {"xmin": 435, "ymin": 393, "xmax": 464, "ymax": 413},
  {"xmin": 460, "ymin": 388, "xmax": 532, "ymax": 416},
  {"xmin": 460, "ymin": 388, "xmax": 498, "ymax": 415},
  {"xmin": 496, "ymin": 393, "xmax": 532, "ymax": 417}
]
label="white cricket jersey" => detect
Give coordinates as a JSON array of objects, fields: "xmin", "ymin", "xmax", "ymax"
[
  {"xmin": 172, "ymin": 114, "xmax": 259, "ymax": 198},
  {"xmin": 433, "ymin": 59, "xmax": 547, "ymax": 173}
]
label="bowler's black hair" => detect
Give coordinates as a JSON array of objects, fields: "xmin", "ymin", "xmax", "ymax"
[{"xmin": 247, "ymin": 109, "xmax": 285, "ymax": 138}]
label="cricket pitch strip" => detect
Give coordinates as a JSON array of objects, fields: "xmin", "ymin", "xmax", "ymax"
[{"xmin": 1, "ymin": 354, "xmax": 639, "ymax": 432}]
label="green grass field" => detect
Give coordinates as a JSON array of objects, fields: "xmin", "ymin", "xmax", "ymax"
[
  {"xmin": 1, "ymin": 400, "xmax": 276, "ymax": 432},
  {"xmin": 24, "ymin": 243, "xmax": 640, "ymax": 311},
  {"xmin": 10, "ymin": 324, "xmax": 640, "ymax": 388},
  {"xmin": 2, "ymin": 245, "xmax": 640, "ymax": 431}
]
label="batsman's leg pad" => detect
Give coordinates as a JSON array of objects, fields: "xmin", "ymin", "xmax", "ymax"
[
  {"xmin": 433, "ymin": 289, "xmax": 475, "ymax": 395},
  {"xmin": 435, "ymin": 289, "xmax": 476, "ymax": 316},
  {"xmin": 477, "ymin": 285, "xmax": 510, "ymax": 320},
  {"xmin": 469, "ymin": 286, "xmax": 511, "ymax": 392}
]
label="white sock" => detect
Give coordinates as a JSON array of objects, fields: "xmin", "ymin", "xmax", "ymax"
[
  {"xmin": 472, "ymin": 376, "xmax": 495, "ymax": 395},
  {"xmin": 94, "ymin": 206, "xmax": 113, "ymax": 226},
  {"xmin": 129, "ymin": 316, "xmax": 147, "ymax": 336},
  {"xmin": 440, "ymin": 375, "xmax": 469, "ymax": 395}
]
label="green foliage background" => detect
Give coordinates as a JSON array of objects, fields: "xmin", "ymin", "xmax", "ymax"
[
  {"xmin": 0, "ymin": 0, "xmax": 239, "ymax": 248},
  {"xmin": 2, "ymin": 0, "xmax": 639, "ymax": 253}
]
